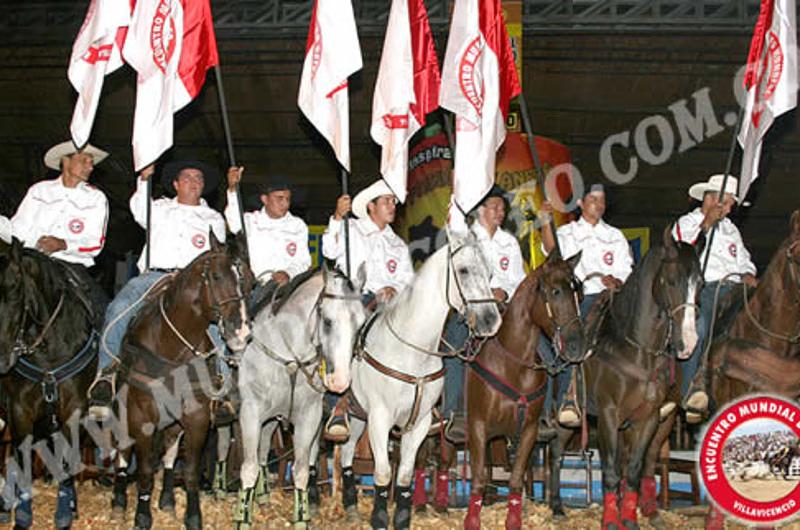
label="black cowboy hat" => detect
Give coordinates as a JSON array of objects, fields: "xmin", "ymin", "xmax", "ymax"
[
  {"xmin": 258, "ymin": 175, "xmax": 293, "ymax": 195},
  {"xmin": 161, "ymin": 160, "xmax": 220, "ymax": 196}
]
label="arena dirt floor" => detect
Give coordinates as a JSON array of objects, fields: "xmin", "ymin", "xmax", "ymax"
[
  {"xmin": 8, "ymin": 477, "xmax": 800, "ymax": 529},
  {"xmin": 728, "ymin": 477, "xmax": 800, "ymax": 503}
]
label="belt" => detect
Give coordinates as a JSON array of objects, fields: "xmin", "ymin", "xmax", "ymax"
[{"xmin": 150, "ymin": 268, "xmax": 178, "ymax": 274}]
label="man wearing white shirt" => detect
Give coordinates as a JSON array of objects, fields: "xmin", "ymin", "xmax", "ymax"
[
  {"xmin": 674, "ymin": 174, "xmax": 757, "ymax": 423},
  {"xmin": 88, "ymin": 160, "xmax": 225, "ymax": 419},
  {"xmin": 225, "ymin": 167, "xmax": 311, "ymax": 310},
  {"xmin": 540, "ymin": 183, "xmax": 633, "ymax": 427},
  {"xmin": 322, "ymin": 178, "xmax": 414, "ymax": 439},
  {"xmin": 4, "ymin": 141, "xmax": 111, "ymax": 326},
  {"xmin": 445, "ymin": 186, "xmax": 526, "ymax": 443}
]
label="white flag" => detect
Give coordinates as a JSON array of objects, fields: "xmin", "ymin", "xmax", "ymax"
[
  {"xmin": 738, "ymin": 0, "xmax": 798, "ymax": 200},
  {"xmin": 68, "ymin": 0, "xmax": 130, "ymax": 148},
  {"xmin": 298, "ymin": 0, "xmax": 363, "ymax": 172},
  {"xmin": 370, "ymin": 0, "xmax": 440, "ymax": 202}
]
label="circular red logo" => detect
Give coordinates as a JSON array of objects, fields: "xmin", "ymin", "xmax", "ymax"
[
  {"xmin": 286, "ymin": 242, "xmax": 297, "ymax": 257},
  {"xmin": 699, "ymin": 394, "xmax": 800, "ymax": 526},
  {"xmin": 458, "ymin": 36, "xmax": 485, "ymax": 117},
  {"xmin": 386, "ymin": 259, "xmax": 397, "ymax": 274},
  {"xmin": 68, "ymin": 218, "xmax": 84, "ymax": 234},
  {"xmin": 751, "ymin": 31, "xmax": 785, "ymax": 128},
  {"xmin": 191, "ymin": 234, "xmax": 206, "ymax": 249},
  {"xmin": 499, "ymin": 256, "xmax": 509, "ymax": 271},
  {"xmin": 729, "ymin": 243, "xmax": 738, "ymax": 258},
  {"xmin": 603, "ymin": 251, "xmax": 615, "ymax": 266},
  {"xmin": 150, "ymin": 0, "xmax": 177, "ymax": 75}
]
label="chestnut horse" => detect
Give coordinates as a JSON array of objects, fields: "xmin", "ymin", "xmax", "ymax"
[
  {"xmin": 462, "ymin": 251, "xmax": 586, "ymax": 529},
  {"xmin": 703, "ymin": 211, "xmax": 800, "ymax": 528}
]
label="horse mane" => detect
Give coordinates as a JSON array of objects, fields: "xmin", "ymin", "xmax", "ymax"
[
  {"xmin": 606, "ymin": 245, "xmax": 663, "ymax": 342},
  {"xmin": 263, "ymin": 268, "xmax": 319, "ymax": 315}
]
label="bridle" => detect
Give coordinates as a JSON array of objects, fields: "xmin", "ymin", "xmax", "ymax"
[
  {"xmin": 539, "ymin": 274, "xmax": 584, "ymax": 362},
  {"xmin": 445, "ymin": 240, "xmax": 499, "ymax": 316},
  {"xmin": 11, "ymin": 290, "xmax": 66, "ymax": 359}
]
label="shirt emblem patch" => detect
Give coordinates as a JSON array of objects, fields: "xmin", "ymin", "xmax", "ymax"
[
  {"xmin": 387, "ymin": 259, "xmax": 397, "ymax": 274},
  {"xmin": 728, "ymin": 243, "xmax": 737, "ymax": 258},
  {"xmin": 192, "ymin": 234, "xmax": 206, "ymax": 249},
  {"xmin": 68, "ymin": 218, "xmax": 84, "ymax": 234},
  {"xmin": 603, "ymin": 251, "xmax": 614, "ymax": 266},
  {"xmin": 499, "ymin": 256, "xmax": 509, "ymax": 271},
  {"xmin": 286, "ymin": 242, "xmax": 297, "ymax": 256}
]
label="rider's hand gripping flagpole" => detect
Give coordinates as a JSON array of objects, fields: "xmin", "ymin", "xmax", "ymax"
[{"xmin": 342, "ymin": 168, "xmax": 351, "ymax": 278}]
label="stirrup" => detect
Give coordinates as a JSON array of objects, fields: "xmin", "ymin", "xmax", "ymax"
[
  {"xmin": 683, "ymin": 390, "xmax": 709, "ymax": 424},
  {"xmin": 323, "ymin": 413, "xmax": 350, "ymax": 443},
  {"xmin": 557, "ymin": 400, "xmax": 582, "ymax": 429},
  {"xmin": 659, "ymin": 401, "xmax": 676, "ymax": 421}
]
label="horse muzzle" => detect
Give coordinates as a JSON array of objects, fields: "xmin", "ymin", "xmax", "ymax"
[{"xmin": 324, "ymin": 367, "xmax": 351, "ymax": 394}]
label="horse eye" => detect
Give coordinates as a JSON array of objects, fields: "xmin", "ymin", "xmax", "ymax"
[
  {"xmin": 322, "ymin": 318, "xmax": 333, "ymax": 332},
  {"xmin": 457, "ymin": 267, "xmax": 469, "ymax": 275},
  {"xmin": 552, "ymin": 288, "xmax": 561, "ymax": 297}
]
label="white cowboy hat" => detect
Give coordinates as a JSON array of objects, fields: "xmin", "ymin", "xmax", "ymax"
[
  {"xmin": 351, "ymin": 179, "xmax": 396, "ymax": 219},
  {"xmin": 43, "ymin": 141, "xmax": 109, "ymax": 171},
  {"xmin": 688, "ymin": 174, "xmax": 741, "ymax": 203}
]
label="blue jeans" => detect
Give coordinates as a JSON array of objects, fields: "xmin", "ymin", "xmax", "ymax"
[
  {"xmin": 98, "ymin": 271, "xmax": 167, "ymax": 372},
  {"xmin": 680, "ymin": 281, "xmax": 732, "ymax": 397},
  {"xmin": 441, "ymin": 314, "xmax": 470, "ymax": 418}
]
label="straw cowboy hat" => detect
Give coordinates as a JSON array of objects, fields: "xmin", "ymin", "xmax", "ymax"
[
  {"xmin": 43, "ymin": 141, "xmax": 109, "ymax": 171},
  {"xmin": 351, "ymin": 179, "xmax": 396, "ymax": 219},
  {"xmin": 688, "ymin": 174, "xmax": 741, "ymax": 203}
]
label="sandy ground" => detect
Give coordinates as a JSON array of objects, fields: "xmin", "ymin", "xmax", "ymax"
[{"xmin": 728, "ymin": 477, "xmax": 800, "ymax": 503}]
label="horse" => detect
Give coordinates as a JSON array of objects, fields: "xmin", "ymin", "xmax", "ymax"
[
  {"xmin": 767, "ymin": 444, "xmax": 800, "ymax": 479},
  {"xmin": 0, "ymin": 238, "xmax": 100, "ymax": 529},
  {"xmin": 462, "ymin": 250, "xmax": 586, "ymax": 529},
  {"xmin": 338, "ymin": 229, "xmax": 502, "ymax": 530},
  {"xmin": 109, "ymin": 232, "xmax": 251, "ymax": 530},
  {"xmin": 233, "ymin": 264, "xmax": 368, "ymax": 529},
  {"xmin": 574, "ymin": 229, "xmax": 701, "ymax": 530},
  {"xmin": 702, "ymin": 211, "xmax": 800, "ymax": 527}
]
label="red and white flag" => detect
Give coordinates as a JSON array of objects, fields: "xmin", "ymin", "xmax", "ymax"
[
  {"xmin": 370, "ymin": 0, "xmax": 440, "ymax": 202},
  {"xmin": 440, "ymin": 0, "xmax": 520, "ymax": 214},
  {"xmin": 738, "ymin": 0, "xmax": 797, "ymax": 199},
  {"xmin": 298, "ymin": 0, "xmax": 363, "ymax": 172},
  {"xmin": 68, "ymin": 0, "xmax": 131, "ymax": 149},
  {"xmin": 123, "ymin": 0, "xmax": 219, "ymax": 170}
]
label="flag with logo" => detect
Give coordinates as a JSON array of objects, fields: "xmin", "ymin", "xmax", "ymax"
[
  {"xmin": 440, "ymin": 0, "xmax": 521, "ymax": 214},
  {"xmin": 123, "ymin": 0, "xmax": 219, "ymax": 170},
  {"xmin": 370, "ymin": 0, "xmax": 440, "ymax": 202},
  {"xmin": 738, "ymin": 0, "xmax": 797, "ymax": 200},
  {"xmin": 298, "ymin": 0, "xmax": 363, "ymax": 172},
  {"xmin": 68, "ymin": 0, "xmax": 131, "ymax": 148}
]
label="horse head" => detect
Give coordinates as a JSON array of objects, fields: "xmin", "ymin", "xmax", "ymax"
[
  {"xmin": 445, "ymin": 229, "xmax": 502, "ymax": 337},
  {"xmin": 654, "ymin": 225, "xmax": 702, "ymax": 359},
  {"xmin": 187, "ymin": 230, "xmax": 251, "ymax": 352},
  {"xmin": 312, "ymin": 262, "xmax": 367, "ymax": 393},
  {"xmin": 530, "ymin": 249, "xmax": 587, "ymax": 363},
  {"xmin": 786, "ymin": 210, "xmax": 800, "ymax": 287}
]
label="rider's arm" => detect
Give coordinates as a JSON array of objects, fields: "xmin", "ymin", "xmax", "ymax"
[
  {"xmin": 321, "ymin": 216, "xmax": 345, "ymax": 260},
  {"xmin": 129, "ymin": 177, "xmax": 151, "ymax": 228},
  {"xmin": 224, "ymin": 189, "xmax": 245, "ymax": 234},
  {"xmin": 9, "ymin": 184, "xmax": 39, "ymax": 246}
]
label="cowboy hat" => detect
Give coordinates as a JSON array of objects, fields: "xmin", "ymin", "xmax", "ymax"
[
  {"xmin": 161, "ymin": 160, "xmax": 220, "ymax": 196},
  {"xmin": 351, "ymin": 179, "xmax": 396, "ymax": 219},
  {"xmin": 43, "ymin": 141, "xmax": 108, "ymax": 171},
  {"xmin": 688, "ymin": 174, "xmax": 741, "ymax": 203}
]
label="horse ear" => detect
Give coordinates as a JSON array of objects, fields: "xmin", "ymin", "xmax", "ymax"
[
  {"xmin": 547, "ymin": 243, "xmax": 562, "ymax": 263},
  {"xmin": 10, "ymin": 236, "xmax": 22, "ymax": 262},
  {"xmin": 790, "ymin": 210, "xmax": 800, "ymax": 238},
  {"xmin": 209, "ymin": 229, "xmax": 222, "ymax": 251},
  {"xmin": 566, "ymin": 250, "xmax": 582, "ymax": 271},
  {"xmin": 663, "ymin": 224, "xmax": 679, "ymax": 259}
]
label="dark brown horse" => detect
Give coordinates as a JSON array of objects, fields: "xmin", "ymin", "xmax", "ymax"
[
  {"xmin": 462, "ymin": 251, "xmax": 585, "ymax": 530},
  {"xmin": 110, "ymin": 232, "xmax": 251, "ymax": 530},
  {"xmin": 703, "ymin": 211, "xmax": 800, "ymax": 528},
  {"xmin": 0, "ymin": 239, "xmax": 100, "ymax": 529},
  {"xmin": 582, "ymin": 229, "xmax": 701, "ymax": 530}
]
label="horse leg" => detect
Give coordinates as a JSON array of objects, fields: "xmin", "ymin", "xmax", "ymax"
[
  {"xmin": 132, "ymin": 428, "xmax": 155, "ymax": 529},
  {"xmin": 366, "ymin": 412, "xmax": 393, "ymax": 530},
  {"xmin": 180, "ymin": 409, "xmax": 210, "ymax": 530},
  {"xmin": 234, "ymin": 399, "xmax": 262, "ymax": 529},
  {"xmin": 111, "ymin": 448, "xmax": 131, "ymax": 519},
  {"xmin": 620, "ymin": 415, "xmax": 660, "ymax": 530},
  {"xmin": 307, "ymin": 428, "xmax": 322, "ymax": 516},
  {"xmin": 433, "ymin": 440, "xmax": 455, "ymax": 513},
  {"xmin": 639, "ymin": 411, "xmax": 676, "ymax": 528},
  {"xmin": 213, "ymin": 425, "xmax": 232, "ymax": 498},
  {"xmin": 339, "ymin": 416, "xmax": 366, "ymax": 521},
  {"xmin": 705, "ymin": 504, "xmax": 726, "ymax": 529},
  {"xmin": 394, "ymin": 412, "xmax": 434, "ymax": 530},
  {"xmin": 54, "ymin": 476, "xmax": 78, "ymax": 529},
  {"xmin": 505, "ymin": 420, "xmax": 541, "ymax": 530},
  {"xmin": 464, "ymin": 414, "xmax": 489, "ymax": 530},
  {"xmin": 548, "ymin": 426, "xmax": 573, "ymax": 518},
  {"xmin": 158, "ymin": 427, "xmax": 182, "ymax": 514},
  {"xmin": 290, "ymin": 401, "xmax": 322, "ymax": 528},
  {"xmin": 412, "ymin": 438, "xmax": 430, "ymax": 513},
  {"xmin": 255, "ymin": 420, "xmax": 278, "ymax": 505},
  {"xmin": 597, "ymin": 409, "xmax": 623, "ymax": 530}
]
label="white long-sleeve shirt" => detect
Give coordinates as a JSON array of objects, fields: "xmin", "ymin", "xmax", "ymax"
[
  {"xmin": 673, "ymin": 208, "xmax": 756, "ymax": 283},
  {"xmin": 545, "ymin": 217, "xmax": 633, "ymax": 295},
  {"xmin": 10, "ymin": 176, "xmax": 108, "ymax": 267},
  {"xmin": 224, "ymin": 190, "xmax": 311, "ymax": 280},
  {"xmin": 130, "ymin": 177, "xmax": 226, "ymax": 273},
  {"xmin": 472, "ymin": 222, "xmax": 526, "ymax": 299},
  {"xmin": 322, "ymin": 216, "xmax": 414, "ymax": 294}
]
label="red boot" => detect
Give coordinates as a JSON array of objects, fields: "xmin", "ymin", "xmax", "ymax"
[
  {"xmin": 433, "ymin": 471, "xmax": 449, "ymax": 512},
  {"xmin": 601, "ymin": 492, "xmax": 621, "ymax": 530},
  {"xmin": 464, "ymin": 494, "xmax": 483, "ymax": 530},
  {"xmin": 620, "ymin": 489, "xmax": 639, "ymax": 527},
  {"xmin": 705, "ymin": 506, "xmax": 726, "ymax": 530},
  {"xmin": 505, "ymin": 492, "xmax": 523, "ymax": 530},
  {"xmin": 639, "ymin": 477, "xmax": 658, "ymax": 517},
  {"xmin": 412, "ymin": 468, "xmax": 428, "ymax": 511}
]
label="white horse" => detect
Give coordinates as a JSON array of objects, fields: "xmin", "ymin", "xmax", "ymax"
[
  {"xmin": 339, "ymin": 230, "xmax": 502, "ymax": 530},
  {"xmin": 233, "ymin": 264, "xmax": 367, "ymax": 529}
]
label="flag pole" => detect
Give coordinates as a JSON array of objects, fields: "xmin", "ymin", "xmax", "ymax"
[
  {"xmin": 701, "ymin": 104, "xmax": 745, "ymax": 277},
  {"xmin": 213, "ymin": 65, "xmax": 249, "ymax": 256},
  {"xmin": 145, "ymin": 175, "xmax": 152, "ymax": 272},
  {"xmin": 517, "ymin": 93, "xmax": 562, "ymax": 258},
  {"xmin": 341, "ymin": 167, "xmax": 351, "ymax": 278}
]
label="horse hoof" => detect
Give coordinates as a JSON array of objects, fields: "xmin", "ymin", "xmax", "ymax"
[
  {"xmin": 293, "ymin": 522, "xmax": 308, "ymax": 530},
  {"xmin": 551, "ymin": 506, "xmax": 566, "ymax": 519},
  {"xmin": 648, "ymin": 513, "xmax": 667, "ymax": 530},
  {"xmin": 434, "ymin": 503, "xmax": 448, "ymax": 514},
  {"xmin": 110, "ymin": 506, "xmax": 126, "ymax": 521},
  {"xmin": 184, "ymin": 515, "xmax": 202, "ymax": 530},
  {"xmin": 308, "ymin": 502, "xmax": 319, "ymax": 518},
  {"xmin": 345, "ymin": 505, "xmax": 360, "ymax": 523},
  {"xmin": 133, "ymin": 513, "xmax": 152, "ymax": 530},
  {"xmin": 0, "ymin": 511, "xmax": 9, "ymax": 525},
  {"xmin": 414, "ymin": 504, "xmax": 428, "ymax": 514},
  {"xmin": 256, "ymin": 493, "xmax": 270, "ymax": 506},
  {"xmin": 622, "ymin": 520, "xmax": 640, "ymax": 530}
]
